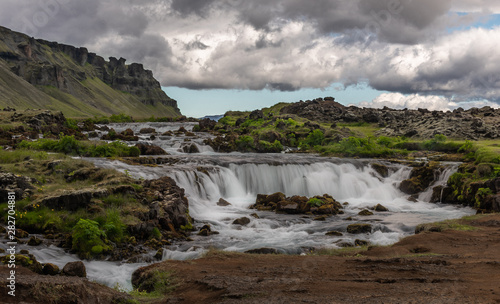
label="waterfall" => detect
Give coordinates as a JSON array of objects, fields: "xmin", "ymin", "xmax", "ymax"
[{"xmin": 418, "ymin": 163, "xmax": 459, "ymax": 202}]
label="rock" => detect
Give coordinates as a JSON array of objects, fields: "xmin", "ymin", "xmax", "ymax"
[
  {"xmin": 400, "ymin": 163, "xmax": 441, "ymax": 195},
  {"xmin": 154, "ymin": 248, "xmax": 164, "ymax": 260},
  {"xmin": 135, "ymin": 143, "xmax": 167, "ymax": 155},
  {"xmin": 250, "ymin": 213, "xmax": 260, "ymax": 219},
  {"xmin": 39, "ymin": 189, "xmax": 96, "ymax": 211},
  {"xmin": 371, "ymin": 163, "xmax": 389, "ymax": 178},
  {"xmin": 249, "ymin": 110, "xmax": 264, "ymax": 120},
  {"xmin": 197, "ymin": 224, "xmax": 213, "ymax": 236},
  {"xmin": 139, "ymin": 127, "xmax": 156, "ymax": 134},
  {"xmin": 373, "ymin": 204, "xmax": 389, "ymax": 212},
  {"xmin": 355, "ymin": 239, "xmax": 369, "ymax": 246},
  {"xmin": 62, "ymin": 261, "xmax": 87, "ymax": 277},
  {"xmin": 358, "ymin": 210, "xmax": 374, "ymax": 216},
  {"xmin": 182, "ymin": 143, "xmax": 200, "ymax": 153},
  {"xmin": 27, "ymin": 236, "xmax": 42, "ymax": 246},
  {"xmin": 482, "ymin": 194, "xmax": 500, "ymax": 213},
  {"xmin": 314, "ymin": 215, "xmax": 327, "ymax": 221},
  {"xmin": 16, "ymin": 229, "xmax": 29, "ymax": 238},
  {"xmin": 347, "ymin": 224, "xmax": 372, "ymax": 234},
  {"xmin": 198, "ymin": 118, "xmax": 217, "ymax": 131},
  {"xmin": 42, "ymin": 263, "xmax": 60, "ymax": 275},
  {"xmin": 325, "ymin": 231, "xmax": 343, "ymax": 236},
  {"xmin": 20, "ymin": 249, "xmax": 30, "ymax": 254},
  {"xmin": 277, "ymin": 201, "xmax": 300, "ymax": 214},
  {"xmin": 233, "ymin": 217, "xmax": 251, "ymax": 226},
  {"xmin": 245, "ymin": 248, "xmax": 278, "ymax": 254},
  {"xmin": 217, "ymin": 198, "xmax": 231, "ymax": 206}
]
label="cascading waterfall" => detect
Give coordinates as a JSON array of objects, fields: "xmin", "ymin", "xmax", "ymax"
[
  {"xmin": 90, "ymin": 152, "xmax": 474, "ymax": 259},
  {"xmin": 14, "ymin": 122, "xmax": 475, "ymax": 291}
]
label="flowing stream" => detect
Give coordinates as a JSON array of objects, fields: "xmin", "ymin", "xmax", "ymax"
[{"xmin": 2, "ymin": 122, "xmax": 475, "ymax": 291}]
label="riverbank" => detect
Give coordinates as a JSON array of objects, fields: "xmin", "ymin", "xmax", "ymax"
[
  {"xmin": 131, "ymin": 213, "xmax": 500, "ymax": 304},
  {"xmin": 2, "ymin": 214, "xmax": 497, "ymax": 303}
]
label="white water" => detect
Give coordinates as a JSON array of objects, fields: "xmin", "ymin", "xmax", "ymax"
[{"xmin": 3, "ymin": 122, "xmax": 476, "ymax": 291}]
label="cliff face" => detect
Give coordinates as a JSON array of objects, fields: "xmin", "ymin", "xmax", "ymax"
[{"xmin": 0, "ymin": 26, "xmax": 180, "ymax": 118}]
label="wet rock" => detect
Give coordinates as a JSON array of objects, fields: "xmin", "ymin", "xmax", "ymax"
[
  {"xmin": 135, "ymin": 143, "xmax": 167, "ymax": 155},
  {"xmin": 198, "ymin": 118, "xmax": 217, "ymax": 131},
  {"xmin": 250, "ymin": 213, "xmax": 260, "ymax": 219},
  {"xmin": 182, "ymin": 143, "xmax": 200, "ymax": 153},
  {"xmin": 277, "ymin": 201, "xmax": 300, "ymax": 214},
  {"xmin": 42, "ymin": 263, "xmax": 60, "ymax": 275},
  {"xmin": 139, "ymin": 127, "xmax": 156, "ymax": 134},
  {"xmin": 217, "ymin": 198, "xmax": 231, "ymax": 206},
  {"xmin": 347, "ymin": 224, "xmax": 372, "ymax": 234},
  {"xmin": 245, "ymin": 248, "xmax": 278, "ymax": 254},
  {"xmin": 358, "ymin": 210, "xmax": 374, "ymax": 216},
  {"xmin": 16, "ymin": 229, "xmax": 29, "ymax": 238},
  {"xmin": 371, "ymin": 163, "xmax": 389, "ymax": 178},
  {"xmin": 38, "ymin": 189, "xmax": 95, "ymax": 211},
  {"xmin": 325, "ymin": 231, "xmax": 343, "ymax": 236},
  {"xmin": 373, "ymin": 204, "xmax": 389, "ymax": 212},
  {"xmin": 313, "ymin": 215, "xmax": 327, "ymax": 221},
  {"xmin": 62, "ymin": 261, "xmax": 87, "ymax": 277},
  {"xmin": 233, "ymin": 217, "xmax": 251, "ymax": 226},
  {"xmin": 27, "ymin": 236, "xmax": 42, "ymax": 246},
  {"xmin": 399, "ymin": 163, "xmax": 441, "ymax": 195},
  {"xmin": 197, "ymin": 224, "xmax": 214, "ymax": 236},
  {"xmin": 154, "ymin": 248, "xmax": 164, "ymax": 260}
]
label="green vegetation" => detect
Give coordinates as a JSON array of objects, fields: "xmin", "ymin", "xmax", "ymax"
[
  {"xmin": 72, "ymin": 219, "xmax": 109, "ymax": 258},
  {"xmin": 307, "ymin": 198, "xmax": 326, "ymax": 207},
  {"xmin": 132, "ymin": 270, "xmax": 179, "ymax": 297},
  {"xmin": 18, "ymin": 135, "xmax": 141, "ymax": 157},
  {"xmin": 415, "ymin": 218, "xmax": 479, "ymax": 233}
]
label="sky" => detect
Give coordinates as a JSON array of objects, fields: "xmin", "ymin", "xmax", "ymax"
[{"xmin": 1, "ymin": 0, "xmax": 500, "ymax": 117}]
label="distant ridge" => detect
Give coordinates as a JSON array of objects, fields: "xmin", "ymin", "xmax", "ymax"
[{"xmin": 0, "ymin": 26, "xmax": 181, "ymax": 118}]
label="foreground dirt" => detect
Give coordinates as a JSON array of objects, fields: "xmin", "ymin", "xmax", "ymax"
[{"xmin": 135, "ymin": 214, "xmax": 500, "ymax": 304}]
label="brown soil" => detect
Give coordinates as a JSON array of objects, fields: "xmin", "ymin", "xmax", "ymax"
[
  {"xmin": 0, "ymin": 265, "xmax": 132, "ymax": 304},
  {"xmin": 136, "ymin": 214, "xmax": 500, "ymax": 304}
]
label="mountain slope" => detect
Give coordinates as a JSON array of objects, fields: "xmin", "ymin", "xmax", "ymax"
[{"xmin": 0, "ymin": 26, "xmax": 180, "ymax": 118}]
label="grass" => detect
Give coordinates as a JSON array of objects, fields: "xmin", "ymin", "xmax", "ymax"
[{"xmin": 415, "ymin": 218, "xmax": 479, "ymax": 234}]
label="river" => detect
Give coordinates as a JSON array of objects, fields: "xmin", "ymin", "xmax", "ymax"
[{"xmin": 1, "ymin": 122, "xmax": 475, "ymax": 291}]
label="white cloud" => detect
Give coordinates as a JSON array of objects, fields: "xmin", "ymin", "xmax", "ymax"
[{"xmin": 358, "ymin": 93, "xmax": 500, "ymax": 111}]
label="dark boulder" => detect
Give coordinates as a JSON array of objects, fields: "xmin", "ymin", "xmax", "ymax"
[
  {"xmin": 233, "ymin": 217, "xmax": 251, "ymax": 226},
  {"xmin": 249, "ymin": 110, "xmax": 264, "ymax": 120},
  {"xmin": 217, "ymin": 198, "xmax": 231, "ymax": 206},
  {"xmin": 135, "ymin": 143, "xmax": 167, "ymax": 155},
  {"xmin": 42, "ymin": 263, "xmax": 60, "ymax": 275},
  {"xmin": 371, "ymin": 163, "xmax": 389, "ymax": 178},
  {"xmin": 347, "ymin": 224, "xmax": 372, "ymax": 234},
  {"xmin": 62, "ymin": 261, "xmax": 86, "ymax": 277}
]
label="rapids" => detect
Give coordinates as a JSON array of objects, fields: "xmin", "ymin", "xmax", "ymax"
[{"xmin": 2, "ymin": 122, "xmax": 474, "ymax": 291}]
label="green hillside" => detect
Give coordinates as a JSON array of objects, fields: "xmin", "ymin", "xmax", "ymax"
[{"xmin": 0, "ymin": 26, "xmax": 180, "ymax": 118}]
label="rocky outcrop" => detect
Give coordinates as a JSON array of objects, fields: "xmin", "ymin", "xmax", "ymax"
[
  {"xmin": 279, "ymin": 98, "xmax": 500, "ymax": 140},
  {"xmin": 0, "ymin": 26, "xmax": 180, "ymax": 118},
  {"xmin": 399, "ymin": 162, "xmax": 442, "ymax": 195},
  {"xmin": 0, "ymin": 172, "xmax": 36, "ymax": 203},
  {"xmin": 135, "ymin": 143, "xmax": 168, "ymax": 155},
  {"xmin": 251, "ymin": 192, "xmax": 343, "ymax": 216}
]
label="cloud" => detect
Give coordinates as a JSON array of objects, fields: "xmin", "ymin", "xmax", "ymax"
[
  {"xmin": 0, "ymin": 0, "xmax": 500, "ymax": 107},
  {"xmin": 358, "ymin": 93, "xmax": 500, "ymax": 111}
]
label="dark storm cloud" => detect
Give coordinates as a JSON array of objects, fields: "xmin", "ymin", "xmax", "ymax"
[
  {"xmin": 170, "ymin": 0, "xmax": 216, "ymax": 17},
  {"xmin": 0, "ymin": 0, "xmax": 499, "ymax": 102}
]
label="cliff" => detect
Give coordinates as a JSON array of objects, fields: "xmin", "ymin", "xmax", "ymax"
[{"xmin": 0, "ymin": 26, "xmax": 181, "ymax": 118}]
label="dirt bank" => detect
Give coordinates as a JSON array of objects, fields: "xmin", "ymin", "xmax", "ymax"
[{"xmin": 134, "ymin": 214, "xmax": 500, "ymax": 304}]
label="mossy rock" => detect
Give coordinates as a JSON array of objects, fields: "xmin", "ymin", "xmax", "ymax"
[
  {"xmin": 373, "ymin": 204, "xmax": 389, "ymax": 212},
  {"xmin": 371, "ymin": 163, "xmax": 389, "ymax": 178},
  {"xmin": 325, "ymin": 231, "xmax": 343, "ymax": 236},
  {"xmin": 358, "ymin": 209, "xmax": 374, "ymax": 216},
  {"xmin": 347, "ymin": 224, "xmax": 372, "ymax": 234}
]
